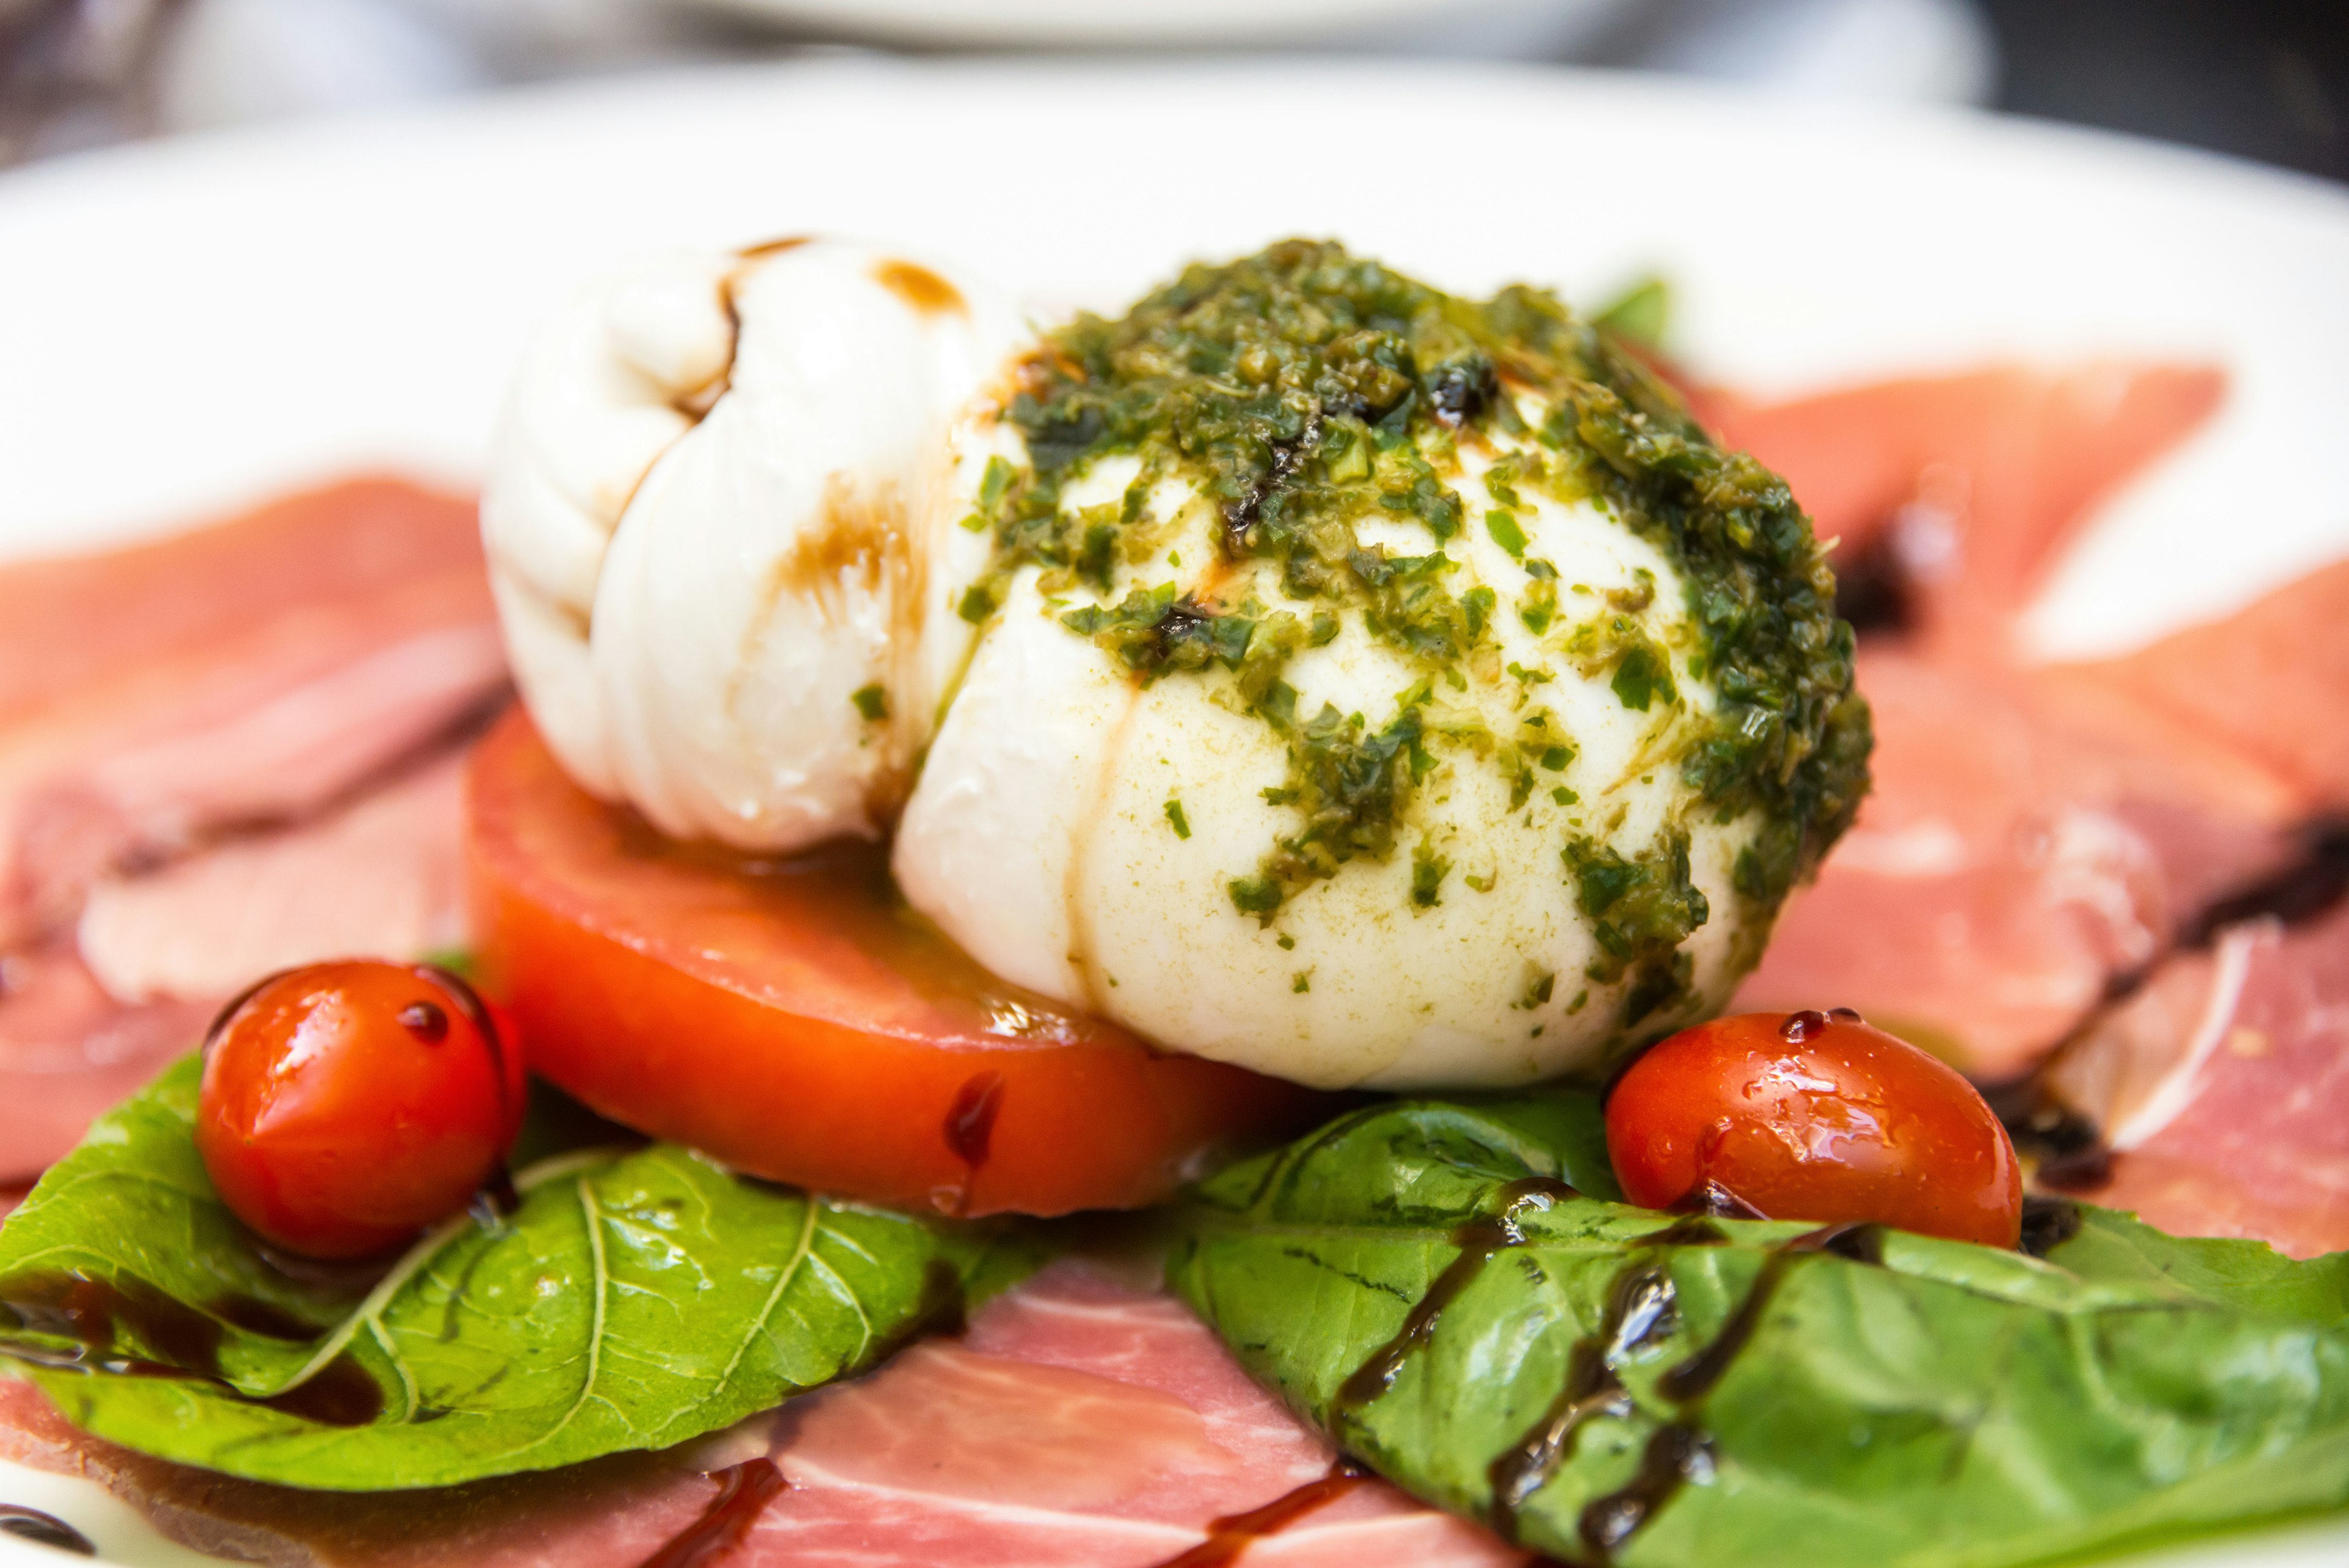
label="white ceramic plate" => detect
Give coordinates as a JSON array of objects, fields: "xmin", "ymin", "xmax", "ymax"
[
  {"xmin": 677, "ymin": 0, "xmax": 1627, "ymax": 49},
  {"xmin": 1, "ymin": 56, "xmax": 2346, "ymax": 1567}
]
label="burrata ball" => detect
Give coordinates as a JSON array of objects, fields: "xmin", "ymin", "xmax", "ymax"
[{"xmin": 482, "ymin": 237, "xmax": 1869, "ymax": 1090}]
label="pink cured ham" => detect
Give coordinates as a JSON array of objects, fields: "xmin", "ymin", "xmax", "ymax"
[
  {"xmin": 1713, "ymin": 363, "xmax": 2337, "ymax": 1083},
  {"xmin": 0, "ymin": 478, "xmax": 506, "ymax": 1178},
  {"xmin": 0, "ymin": 1265, "xmax": 1525, "ymax": 1568},
  {"xmin": 2036, "ymin": 557, "xmax": 2349, "ymax": 818},
  {"xmin": 1734, "ymin": 648, "xmax": 2158, "ymax": 1074},
  {"xmin": 1707, "ymin": 363, "xmax": 2225, "ymax": 653},
  {"xmin": 746, "ymin": 1262, "xmax": 1523, "ymax": 1567},
  {"xmin": 1733, "ymin": 645, "xmax": 2298, "ymax": 1079},
  {"xmin": 74, "ymin": 751, "xmax": 469, "ymax": 1005},
  {"xmin": 1, "ymin": 752, "xmax": 474, "ymax": 1180},
  {"xmin": 2044, "ymin": 904, "xmax": 2349, "ymax": 1260},
  {"xmin": 0, "ymin": 479, "xmax": 503, "ymax": 953},
  {"xmin": 0, "ymin": 945, "xmax": 213, "ymax": 1184}
]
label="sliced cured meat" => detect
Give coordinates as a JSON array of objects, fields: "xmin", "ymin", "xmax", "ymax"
[
  {"xmin": 2038, "ymin": 557, "xmax": 2349, "ymax": 817},
  {"xmin": 746, "ymin": 1261, "xmax": 1524, "ymax": 1567},
  {"xmin": 76, "ymin": 750, "xmax": 469, "ymax": 1005},
  {"xmin": 4, "ymin": 746, "xmax": 475, "ymax": 1176},
  {"xmin": 1737, "ymin": 648, "xmax": 2173, "ymax": 1077},
  {"xmin": 0, "ymin": 478, "xmax": 486, "ymax": 726},
  {"xmin": 2044, "ymin": 905, "xmax": 2349, "ymax": 1260},
  {"xmin": 1735, "ymin": 641, "xmax": 2314, "ymax": 1079},
  {"xmin": 0, "ymin": 1377, "xmax": 719, "ymax": 1568},
  {"xmin": 1709, "ymin": 363, "xmax": 2225, "ymax": 652},
  {"xmin": 0, "ymin": 1266, "xmax": 1523, "ymax": 1568},
  {"xmin": 0, "ymin": 943, "xmax": 211, "ymax": 1184},
  {"xmin": 0, "ymin": 480, "xmax": 503, "ymax": 949}
]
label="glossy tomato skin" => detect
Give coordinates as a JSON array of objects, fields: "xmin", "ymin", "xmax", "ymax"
[
  {"xmin": 196, "ymin": 961, "xmax": 524, "ymax": 1258},
  {"xmin": 1606, "ymin": 1009, "xmax": 2022, "ymax": 1247},
  {"xmin": 465, "ymin": 710, "xmax": 1327, "ymax": 1217}
]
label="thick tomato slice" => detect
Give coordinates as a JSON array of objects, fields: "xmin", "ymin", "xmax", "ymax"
[{"xmin": 466, "ymin": 711, "xmax": 1326, "ymax": 1216}]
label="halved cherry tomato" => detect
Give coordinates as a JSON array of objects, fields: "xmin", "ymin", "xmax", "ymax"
[
  {"xmin": 464, "ymin": 710, "xmax": 1327, "ymax": 1217},
  {"xmin": 1605, "ymin": 1008, "xmax": 2022, "ymax": 1247},
  {"xmin": 197, "ymin": 961, "xmax": 523, "ymax": 1258}
]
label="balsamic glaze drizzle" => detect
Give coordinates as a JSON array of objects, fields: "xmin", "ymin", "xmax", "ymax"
[
  {"xmin": 2017, "ymin": 1195, "xmax": 2085, "ymax": 1258},
  {"xmin": 0, "ymin": 1504, "xmax": 95, "ymax": 1556},
  {"xmin": 1379, "ymin": 1205, "xmax": 1891, "ymax": 1564},
  {"xmin": 0, "ymin": 1271, "xmax": 382, "ymax": 1427},
  {"xmin": 2183, "ymin": 820, "xmax": 2349, "ymax": 945},
  {"xmin": 1672, "ymin": 1180, "xmax": 1768, "ymax": 1221},
  {"xmin": 636, "ymin": 1458, "xmax": 787, "ymax": 1568},
  {"xmin": 1334, "ymin": 1176, "xmax": 1578, "ymax": 1411},
  {"xmin": 1486, "ymin": 1262, "xmax": 1675, "ymax": 1536},
  {"xmin": 1576, "ymin": 1424, "xmax": 1716, "ymax": 1558},
  {"xmin": 1991, "ymin": 1082, "xmax": 2115, "ymax": 1195},
  {"xmin": 1145, "ymin": 1461, "xmax": 1369, "ymax": 1568},
  {"xmin": 1655, "ymin": 1222, "xmax": 1882, "ymax": 1405},
  {"xmin": 943, "ymin": 1072, "xmax": 1006, "ymax": 1169},
  {"xmin": 470, "ymin": 1165, "xmax": 522, "ymax": 1232}
]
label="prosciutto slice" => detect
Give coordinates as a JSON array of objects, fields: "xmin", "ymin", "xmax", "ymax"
[
  {"xmin": 74, "ymin": 751, "xmax": 468, "ymax": 1007},
  {"xmin": 2044, "ymin": 904, "xmax": 2349, "ymax": 1260},
  {"xmin": 744, "ymin": 1262, "xmax": 1521, "ymax": 1567},
  {"xmin": 1733, "ymin": 645, "xmax": 2300, "ymax": 1079},
  {"xmin": 2037, "ymin": 558, "xmax": 2349, "ymax": 818},
  {"xmin": 0, "ymin": 1265, "xmax": 1523, "ymax": 1568},
  {"xmin": 0, "ymin": 944, "xmax": 214, "ymax": 1185},
  {"xmin": 0, "ymin": 754, "xmax": 475, "ymax": 1182},
  {"xmin": 0, "ymin": 479, "xmax": 503, "ymax": 953},
  {"xmin": 1718, "ymin": 362, "xmax": 2343, "ymax": 1082},
  {"xmin": 0, "ymin": 480, "xmax": 505, "ymax": 1178},
  {"xmin": 1708, "ymin": 362, "xmax": 2225, "ymax": 652}
]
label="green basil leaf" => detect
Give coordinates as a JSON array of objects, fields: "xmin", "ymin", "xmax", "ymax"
[
  {"xmin": 0, "ymin": 1056, "xmax": 1041, "ymax": 1490},
  {"xmin": 1169, "ymin": 1094, "xmax": 2349, "ymax": 1568}
]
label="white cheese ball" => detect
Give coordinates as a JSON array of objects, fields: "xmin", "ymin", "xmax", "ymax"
[
  {"xmin": 482, "ymin": 238, "xmax": 1025, "ymax": 848},
  {"xmin": 486, "ymin": 242, "xmax": 1803, "ymax": 1091},
  {"xmin": 895, "ymin": 428, "xmax": 1754, "ymax": 1090}
]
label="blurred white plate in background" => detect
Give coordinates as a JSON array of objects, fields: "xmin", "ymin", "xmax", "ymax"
[
  {"xmin": 1, "ymin": 54, "xmax": 2347, "ymax": 1566},
  {"xmin": 674, "ymin": 0, "xmax": 1630, "ymax": 48}
]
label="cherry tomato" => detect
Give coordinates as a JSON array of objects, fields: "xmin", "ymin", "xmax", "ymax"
[
  {"xmin": 464, "ymin": 709, "xmax": 1327, "ymax": 1217},
  {"xmin": 1605, "ymin": 1008, "xmax": 2022, "ymax": 1247},
  {"xmin": 196, "ymin": 961, "xmax": 524, "ymax": 1258}
]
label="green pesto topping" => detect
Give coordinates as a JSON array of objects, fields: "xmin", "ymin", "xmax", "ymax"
[
  {"xmin": 970, "ymin": 239, "xmax": 1865, "ymax": 975},
  {"xmin": 1564, "ymin": 833, "xmax": 1710, "ymax": 1026},
  {"xmin": 1410, "ymin": 841, "xmax": 1450, "ymax": 908},
  {"xmin": 850, "ymin": 683, "xmax": 889, "ymax": 722},
  {"xmin": 1163, "ymin": 797, "xmax": 1192, "ymax": 839},
  {"xmin": 1225, "ymin": 697, "xmax": 1430, "ymax": 925},
  {"xmin": 1516, "ymin": 968, "xmax": 1557, "ymax": 1009}
]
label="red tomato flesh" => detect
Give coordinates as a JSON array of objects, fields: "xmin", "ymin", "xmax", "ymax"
[
  {"xmin": 197, "ymin": 961, "xmax": 522, "ymax": 1258},
  {"xmin": 1606, "ymin": 1009, "xmax": 2022, "ymax": 1247},
  {"xmin": 464, "ymin": 710, "xmax": 1327, "ymax": 1217}
]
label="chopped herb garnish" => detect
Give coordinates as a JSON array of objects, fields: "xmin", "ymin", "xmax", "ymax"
[
  {"xmin": 850, "ymin": 683, "xmax": 889, "ymax": 722},
  {"xmin": 1564, "ymin": 833, "xmax": 1708, "ymax": 1027},
  {"xmin": 1411, "ymin": 842, "xmax": 1450, "ymax": 908},
  {"xmin": 959, "ymin": 239, "xmax": 1864, "ymax": 938},
  {"xmin": 1163, "ymin": 797, "xmax": 1192, "ymax": 839}
]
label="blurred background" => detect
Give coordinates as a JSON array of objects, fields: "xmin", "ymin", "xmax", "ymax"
[{"xmin": 1, "ymin": 0, "xmax": 2340, "ymax": 184}]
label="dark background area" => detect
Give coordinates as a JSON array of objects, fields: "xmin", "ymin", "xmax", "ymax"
[{"xmin": 1983, "ymin": 0, "xmax": 2346, "ymax": 183}]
